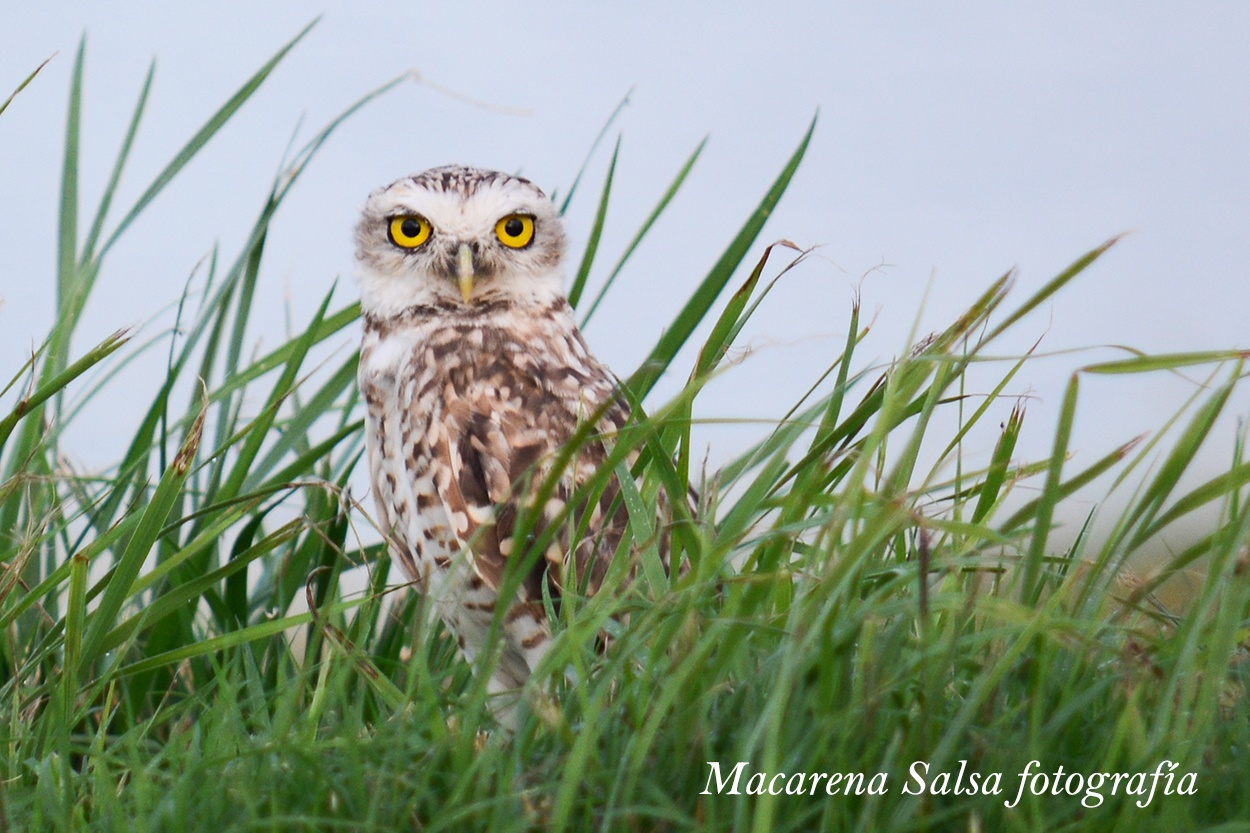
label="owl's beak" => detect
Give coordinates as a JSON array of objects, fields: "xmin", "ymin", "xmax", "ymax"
[{"xmin": 456, "ymin": 243, "xmax": 475, "ymax": 303}]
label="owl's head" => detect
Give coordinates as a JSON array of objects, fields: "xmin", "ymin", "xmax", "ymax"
[{"xmin": 354, "ymin": 165, "xmax": 567, "ymax": 317}]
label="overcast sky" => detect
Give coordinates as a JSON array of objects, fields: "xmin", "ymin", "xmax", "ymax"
[{"xmin": 3, "ymin": 3, "xmax": 1249, "ymax": 544}]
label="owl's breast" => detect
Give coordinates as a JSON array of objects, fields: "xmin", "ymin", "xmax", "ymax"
[{"xmin": 359, "ymin": 326, "xmax": 421, "ymax": 391}]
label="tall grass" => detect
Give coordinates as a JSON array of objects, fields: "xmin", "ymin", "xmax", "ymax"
[{"xmin": 2, "ymin": 28, "xmax": 1248, "ymax": 833}]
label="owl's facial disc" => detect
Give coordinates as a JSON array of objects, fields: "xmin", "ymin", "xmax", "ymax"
[{"xmin": 356, "ymin": 166, "xmax": 570, "ymax": 317}]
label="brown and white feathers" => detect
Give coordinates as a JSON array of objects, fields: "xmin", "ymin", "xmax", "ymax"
[{"xmin": 355, "ymin": 165, "xmax": 638, "ymax": 714}]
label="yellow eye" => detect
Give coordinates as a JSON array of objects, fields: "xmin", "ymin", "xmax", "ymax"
[
  {"xmin": 388, "ymin": 215, "xmax": 432, "ymax": 248},
  {"xmin": 495, "ymin": 214, "xmax": 535, "ymax": 248}
]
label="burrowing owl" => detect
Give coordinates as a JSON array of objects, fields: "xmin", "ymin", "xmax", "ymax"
[{"xmin": 355, "ymin": 165, "xmax": 642, "ymax": 716}]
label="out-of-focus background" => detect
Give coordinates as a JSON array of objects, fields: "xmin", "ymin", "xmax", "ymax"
[{"xmin": 3, "ymin": 4, "xmax": 1248, "ymax": 587}]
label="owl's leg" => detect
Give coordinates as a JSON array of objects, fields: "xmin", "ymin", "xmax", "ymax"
[
  {"xmin": 499, "ymin": 602, "xmax": 556, "ymax": 729},
  {"xmin": 504, "ymin": 603, "xmax": 553, "ymax": 684},
  {"xmin": 422, "ymin": 549, "xmax": 557, "ymax": 731},
  {"xmin": 439, "ymin": 591, "xmax": 542, "ymax": 732}
]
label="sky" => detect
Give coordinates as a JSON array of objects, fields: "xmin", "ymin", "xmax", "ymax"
[{"xmin": 3, "ymin": 3, "xmax": 1249, "ymax": 550}]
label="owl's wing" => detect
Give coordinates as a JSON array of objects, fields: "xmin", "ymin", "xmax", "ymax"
[{"xmin": 429, "ymin": 376, "xmax": 631, "ymax": 605}]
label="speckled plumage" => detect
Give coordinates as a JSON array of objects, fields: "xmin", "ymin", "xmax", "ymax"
[{"xmin": 355, "ymin": 165, "xmax": 639, "ymax": 712}]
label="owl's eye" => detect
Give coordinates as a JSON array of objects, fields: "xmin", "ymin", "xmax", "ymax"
[
  {"xmin": 495, "ymin": 214, "xmax": 535, "ymax": 249},
  {"xmin": 389, "ymin": 215, "xmax": 432, "ymax": 248}
]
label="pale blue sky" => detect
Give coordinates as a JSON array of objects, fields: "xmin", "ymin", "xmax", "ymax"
[{"xmin": 3, "ymin": 3, "xmax": 1249, "ymax": 540}]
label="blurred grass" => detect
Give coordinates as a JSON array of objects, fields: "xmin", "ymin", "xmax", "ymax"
[{"xmin": 1, "ymin": 28, "xmax": 1249, "ymax": 833}]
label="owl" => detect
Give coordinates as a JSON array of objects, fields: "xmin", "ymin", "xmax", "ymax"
[{"xmin": 355, "ymin": 165, "xmax": 648, "ymax": 719}]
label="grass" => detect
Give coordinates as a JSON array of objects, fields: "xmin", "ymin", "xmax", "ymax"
[{"xmin": 2, "ymin": 26, "xmax": 1249, "ymax": 833}]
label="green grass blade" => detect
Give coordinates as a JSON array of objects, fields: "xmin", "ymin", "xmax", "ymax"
[
  {"xmin": 556, "ymin": 87, "xmax": 631, "ymax": 215},
  {"xmin": 580, "ymin": 136, "xmax": 707, "ymax": 328},
  {"xmin": 998, "ymin": 434, "xmax": 1142, "ymax": 534},
  {"xmin": 80, "ymin": 60, "xmax": 154, "ymax": 265},
  {"xmin": 626, "ymin": 114, "xmax": 816, "ymax": 400},
  {"xmin": 1137, "ymin": 459, "xmax": 1250, "ymax": 546},
  {"xmin": 971, "ymin": 403, "xmax": 1024, "ymax": 523},
  {"xmin": 0, "ymin": 54, "xmax": 53, "ymax": 119},
  {"xmin": 1022, "ymin": 374, "xmax": 1079, "ymax": 603},
  {"xmin": 1121, "ymin": 368, "xmax": 1238, "ymax": 548},
  {"xmin": 62, "ymin": 551, "xmax": 89, "ymax": 689},
  {"xmin": 207, "ymin": 304, "xmax": 360, "ymax": 405},
  {"xmin": 51, "ymin": 37, "xmax": 85, "ymax": 383},
  {"xmin": 1083, "ymin": 349, "xmax": 1250, "ymax": 375},
  {"xmin": 692, "ymin": 241, "xmax": 802, "ymax": 381},
  {"xmin": 95, "ymin": 19, "xmax": 317, "ymax": 260},
  {"xmin": 98, "ymin": 520, "xmax": 302, "ymax": 654},
  {"xmin": 566, "ymin": 135, "xmax": 619, "ymax": 309},
  {"xmin": 0, "ymin": 328, "xmax": 130, "ymax": 455},
  {"xmin": 0, "ymin": 511, "xmax": 143, "ymax": 630},
  {"xmin": 116, "ymin": 604, "xmax": 353, "ymax": 678},
  {"xmin": 215, "ymin": 289, "xmax": 334, "ymax": 505},
  {"xmin": 244, "ymin": 355, "xmax": 358, "ymax": 491},
  {"xmin": 983, "ymin": 237, "xmax": 1119, "ymax": 345},
  {"xmin": 79, "ymin": 397, "xmax": 206, "ymax": 667}
]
